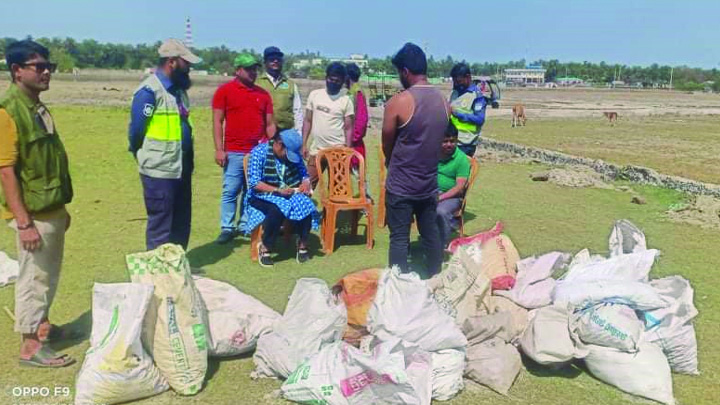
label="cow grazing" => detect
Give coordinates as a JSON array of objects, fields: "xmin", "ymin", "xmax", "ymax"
[
  {"xmin": 512, "ymin": 104, "xmax": 526, "ymax": 127},
  {"xmin": 604, "ymin": 111, "xmax": 618, "ymax": 125}
]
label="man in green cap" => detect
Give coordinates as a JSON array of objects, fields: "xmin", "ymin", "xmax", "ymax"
[
  {"xmin": 212, "ymin": 52, "xmax": 276, "ymax": 244},
  {"xmin": 256, "ymin": 46, "xmax": 304, "ymax": 132}
]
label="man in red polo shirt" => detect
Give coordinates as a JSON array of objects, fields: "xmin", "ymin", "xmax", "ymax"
[{"xmin": 212, "ymin": 52, "xmax": 276, "ymax": 244}]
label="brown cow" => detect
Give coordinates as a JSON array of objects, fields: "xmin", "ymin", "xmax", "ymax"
[
  {"xmin": 512, "ymin": 103, "xmax": 526, "ymax": 127},
  {"xmin": 604, "ymin": 111, "xmax": 618, "ymax": 125}
]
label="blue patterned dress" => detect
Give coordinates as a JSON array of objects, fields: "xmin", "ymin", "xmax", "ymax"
[{"xmin": 241, "ymin": 142, "xmax": 320, "ymax": 234}]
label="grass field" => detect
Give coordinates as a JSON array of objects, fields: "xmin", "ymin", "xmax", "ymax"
[
  {"xmin": 0, "ymin": 105, "xmax": 718, "ymax": 405},
  {"xmin": 483, "ymin": 115, "xmax": 720, "ymax": 184}
]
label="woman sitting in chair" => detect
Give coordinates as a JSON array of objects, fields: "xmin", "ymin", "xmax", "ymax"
[
  {"xmin": 437, "ymin": 122, "xmax": 471, "ymax": 247},
  {"xmin": 242, "ymin": 129, "xmax": 318, "ymax": 267}
]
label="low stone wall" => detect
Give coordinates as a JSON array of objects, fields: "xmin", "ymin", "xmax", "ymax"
[{"xmin": 479, "ymin": 137, "xmax": 720, "ymax": 198}]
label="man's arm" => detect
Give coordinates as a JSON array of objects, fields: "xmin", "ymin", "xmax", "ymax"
[
  {"xmin": 439, "ymin": 177, "xmax": 468, "ymax": 201},
  {"xmin": 128, "ymin": 88, "xmax": 155, "ymax": 155},
  {"xmin": 212, "ymin": 108, "xmax": 227, "ymax": 167},
  {"xmin": 266, "ymin": 113, "xmax": 277, "ymax": 140},
  {"xmin": 302, "ymin": 109, "xmax": 313, "ymax": 158},
  {"xmin": 292, "ymin": 83, "xmax": 304, "ymax": 132},
  {"xmin": 452, "ymin": 96, "xmax": 487, "ymax": 127},
  {"xmin": 343, "ymin": 115, "xmax": 354, "ymax": 147},
  {"xmin": 381, "ymin": 96, "xmax": 400, "ymax": 161}
]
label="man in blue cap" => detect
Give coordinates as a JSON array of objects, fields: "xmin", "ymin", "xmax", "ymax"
[
  {"xmin": 256, "ymin": 46, "xmax": 304, "ymax": 132},
  {"xmin": 241, "ymin": 129, "xmax": 318, "ymax": 267}
]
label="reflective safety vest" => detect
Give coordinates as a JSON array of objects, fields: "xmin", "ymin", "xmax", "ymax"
[
  {"xmin": 450, "ymin": 89, "xmax": 481, "ymax": 145},
  {"xmin": 135, "ymin": 74, "xmax": 191, "ymax": 179}
]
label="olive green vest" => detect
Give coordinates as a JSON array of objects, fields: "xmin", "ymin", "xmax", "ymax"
[
  {"xmin": 134, "ymin": 74, "xmax": 189, "ymax": 179},
  {"xmin": 257, "ymin": 74, "xmax": 296, "ymax": 130},
  {"xmin": 0, "ymin": 84, "xmax": 73, "ymax": 214}
]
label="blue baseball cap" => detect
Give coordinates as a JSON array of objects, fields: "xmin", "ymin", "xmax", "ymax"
[{"xmin": 279, "ymin": 129, "xmax": 302, "ymax": 164}]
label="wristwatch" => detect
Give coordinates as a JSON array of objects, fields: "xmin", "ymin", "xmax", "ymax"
[{"xmin": 17, "ymin": 221, "xmax": 35, "ymax": 230}]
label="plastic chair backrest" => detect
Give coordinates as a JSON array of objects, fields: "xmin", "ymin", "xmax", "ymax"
[
  {"xmin": 459, "ymin": 156, "xmax": 479, "ymax": 215},
  {"xmin": 316, "ymin": 147, "xmax": 367, "ymax": 203}
]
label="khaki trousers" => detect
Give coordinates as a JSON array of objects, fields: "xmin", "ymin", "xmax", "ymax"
[{"xmin": 8, "ymin": 210, "xmax": 67, "ymax": 334}]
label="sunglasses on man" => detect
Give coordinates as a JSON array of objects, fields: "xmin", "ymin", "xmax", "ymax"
[{"xmin": 21, "ymin": 62, "xmax": 58, "ymax": 73}]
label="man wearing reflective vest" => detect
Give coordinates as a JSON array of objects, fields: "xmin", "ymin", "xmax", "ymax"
[
  {"xmin": 128, "ymin": 39, "xmax": 201, "ymax": 250},
  {"xmin": 0, "ymin": 40, "xmax": 75, "ymax": 368},
  {"xmin": 256, "ymin": 46, "xmax": 304, "ymax": 132},
  {"xmin": 449, "ymin": 63, "xmax": 488, "ymax": 157}
]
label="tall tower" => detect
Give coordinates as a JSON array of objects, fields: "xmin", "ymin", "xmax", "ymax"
[{"xmin": 184, "ymin": 17, "xmax": 193, "ymax": 48}]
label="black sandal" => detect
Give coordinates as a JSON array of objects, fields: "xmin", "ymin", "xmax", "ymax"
[
  {"xmin": 258, "ymin": 244, "xmax": 273, "ymax": 268},
  {"xmin": 296, "ymin": 245, "xmax": 310, "ymax": 264}
]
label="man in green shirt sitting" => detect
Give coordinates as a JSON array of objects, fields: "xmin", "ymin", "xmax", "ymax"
[{"xmin": 437, "ymin": 123, "xmax": 471, "ymax": 247}]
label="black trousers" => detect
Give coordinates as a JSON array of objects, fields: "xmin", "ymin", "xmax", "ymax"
[
  {"xmin": 385, "ymin": 191, "xmax": 442, "ymax": 277},
  {"xmin": 141, "ymin": 174, "xmax": 192, "ymax": 251},
  {"xmin": 249, "ymin": 197, "xmax": 311, "ymax": 250}
]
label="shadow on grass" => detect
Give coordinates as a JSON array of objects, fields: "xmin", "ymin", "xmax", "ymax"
[
  {"xmin": 50, "ymin": 310, "xmax": 91, "ymax": 352},
  {"xmin": 406, "ymin": 239, "xmax": 439, "ymax": 280},
  {"xmin": 206, "ymin": 351, "xmax": 254, "ymax": 381},
  {"xmin": 463, "ymin": 210, "xmax": 478, "ymax": 224},
  {"xmin": 317, "ymin": 210, "xmax": 376, "ymax": 255},
  {"xmin": 521, "ymin": 354, "xmax": 584, "ymax": 379},
  {"xmin": 187, "ymin": 238, "xmax": 245, "ymax": 268},
  {"xmin": 272, "ymin": 232, "xmax": 326, "ymax": 263}
]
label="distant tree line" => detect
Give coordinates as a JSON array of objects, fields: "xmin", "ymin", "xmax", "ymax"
[{"xmin": 1, "ymin": 36, "xmax": 718, "ymax": 91}]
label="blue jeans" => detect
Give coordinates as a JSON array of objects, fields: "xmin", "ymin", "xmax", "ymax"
[{"xmin": 220, "ymin": 152, "xmax": 247, "ymax": 232}]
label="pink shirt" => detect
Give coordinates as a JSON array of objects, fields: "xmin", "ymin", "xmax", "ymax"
[{"xmin": 352, "ymin": 90, "xmax": 368, "ymax": 143}]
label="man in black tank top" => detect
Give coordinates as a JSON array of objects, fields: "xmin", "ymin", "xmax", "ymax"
[{"xmin": 381, "ymin": 43, "xmax": 450, "ymax": 277}]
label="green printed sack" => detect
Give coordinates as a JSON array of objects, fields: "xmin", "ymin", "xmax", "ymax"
[
  {"xmin": 571, "ymin": 302, "xmax": 644, "ymax": 353},
  {"xmin": 126, "ymin": 244, "xmax": 209, "ymax": 395}
]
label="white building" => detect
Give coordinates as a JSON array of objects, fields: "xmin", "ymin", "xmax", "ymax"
[
  {"xmin": 292, "ymin": 58, "xmax": 324, "ymax": 70},
  {"xmin": 330, "ymin": 54, "xmax": 369, "ymax": 68},
  {"xmin": 504, "ymin": 67, "xmax": 546, "ymax": 84}
]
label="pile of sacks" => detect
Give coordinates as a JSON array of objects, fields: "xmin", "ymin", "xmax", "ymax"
[
  {"xmin": 74, "ymin": 244, "xmax": 282, "ymax": 405},
  {"xmin": 254, "ymin": 269, "xmax": 469, "ymax": 404},
  {"xmin": 440, "ymin": 219, "xmax": 698, "ymax": 405},
  {"xmin": 429, "ymin": 222, "xmax": 529, "ymax": 395},
  {"xmin": 72, "ymin": 219, "xmax": 699, "ymax": 405}
]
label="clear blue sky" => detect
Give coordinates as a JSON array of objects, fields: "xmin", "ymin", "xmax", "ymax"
[{"xmin": 1, "ymin": 0, "xmax": 718, "ymax": 68}]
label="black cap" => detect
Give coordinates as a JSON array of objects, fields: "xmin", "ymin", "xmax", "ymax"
[{"xmin": 263, "ymin": 46, "xmax": 284, "ymax": 60}]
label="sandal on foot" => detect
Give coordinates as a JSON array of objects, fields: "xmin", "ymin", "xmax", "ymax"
[
  {"xmin": 296, "ymin": 246, "xmax": 310, "ymax": 264},
  {"xmin": 19, "ymin": 345, "xmax": 76, "ymax": 368},
  {"xmin": 258, "ymin": 244, "xmax": 273, "ymax": 268}
]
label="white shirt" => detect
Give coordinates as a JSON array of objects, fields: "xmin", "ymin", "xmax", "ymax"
[{"xmin": 305, "ymin": 88, "xmax": 354, "ymax": 155}]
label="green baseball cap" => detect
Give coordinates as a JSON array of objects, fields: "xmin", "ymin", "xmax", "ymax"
[{"xmin": 234, "ymin": 53, "xmax": 260, "ymax": 68}]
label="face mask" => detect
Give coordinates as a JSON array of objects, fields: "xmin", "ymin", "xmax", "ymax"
[
  {"xmin": 453, "ymin": 84, "xmax": 467, "ymax": 93},
  {"xmin": 326, "ymin": 81, "xmax": 342, "ymax": 95}
]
